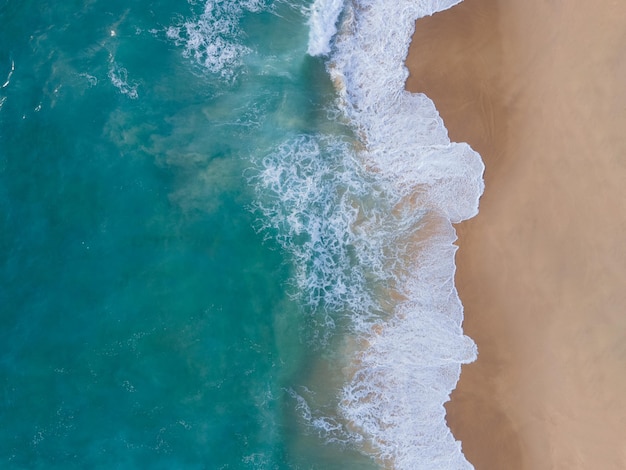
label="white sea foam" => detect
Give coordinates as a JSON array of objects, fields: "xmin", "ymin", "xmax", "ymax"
[
  {"xmin": 286, "ymin": 386, "xmax": 363, "ymax": 444},
  {"xmin": 0, "ymin": 60, "xmax": 10, "ymax": 112},
  {"xmin": 108, "ymin": 58, "xmax": 139, "ymax": 99},
  {"xmin": 297, "ymin": 0, "xmax": 483, "ymax": 468},
  {"xmin": 254, "ymin": 133, "xmax": 478, "ymax": 469},
  {"xmin": 80, "ymin": 73, "xmax": 98, "ymax": 87},
  {"xmin": 252, "ymin": 135, "xmax": 392, "ymax": 338},
  {"xmin": 2, "ymin": 59, "xmax": 14, "ymax": 88},
  {"xmin": 307, "ymin": 0, "xmax": 344, "ymax": 56},
  {"xmin": 247, "ymin": 0, "xmax": 482, "ymax": 467},
  {"xmin": 167, "ymin": 0, "xmax": 271, "ymax": 80}
]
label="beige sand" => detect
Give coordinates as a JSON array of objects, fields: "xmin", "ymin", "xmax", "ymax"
[{"xmin": 405, "ymin": 0, "xmax": 626, "ymax": 468}]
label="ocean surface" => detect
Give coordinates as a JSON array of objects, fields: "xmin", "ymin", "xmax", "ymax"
[{"xmin": 0, "ymin": 0, "xmax": 483, "ymax": 468}]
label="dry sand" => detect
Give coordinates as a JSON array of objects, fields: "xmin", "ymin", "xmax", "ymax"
[{"xmin": 405, "ymin": 0, "xmax": 626, "ymax": 468}]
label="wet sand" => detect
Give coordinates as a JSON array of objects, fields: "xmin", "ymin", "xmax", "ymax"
[{"xmin": 405, "ymin": 0, "xmax": 626, "ymax": 468}]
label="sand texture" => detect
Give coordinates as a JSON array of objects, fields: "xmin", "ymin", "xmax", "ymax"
[{"xmin": 405, "ymin": 0, "xmax": 626, "ymax": 468}]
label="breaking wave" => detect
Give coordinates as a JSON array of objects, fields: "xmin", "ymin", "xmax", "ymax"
[{"xmin": 279, "ymin": 0, "xmax": 484, "ymax": 467}]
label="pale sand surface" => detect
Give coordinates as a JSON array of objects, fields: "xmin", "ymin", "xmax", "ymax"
[{"xmin": 406, "ymin": 0, "xmax": 626, "ymax": 468}]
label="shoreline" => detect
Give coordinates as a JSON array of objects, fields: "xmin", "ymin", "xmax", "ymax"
[{"xmin": 406, "ymin": 0, "xmax": 626, "ymax": 468}]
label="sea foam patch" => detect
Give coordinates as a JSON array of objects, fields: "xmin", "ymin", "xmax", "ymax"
[
  {"xmin": 167, "ymin": 0, "xmax": 271, "ymax": 80},
  {"xmin": 307, "ymin": 0, "xmax": 344, "ymax": 56},
  {"xmin": 251, "ymin": 135, "xmax": 389, "ymax": 337},
  {"xmin": 108, "ymin": 58, "xmax": 139, "ymax": 99},
  {"xmin": 247, "ymin": 0, "xmax": 482, "ymax": 466},
  {"xmin": 305, "ymin": 0, "xmax": 482, "ymax": 468}
]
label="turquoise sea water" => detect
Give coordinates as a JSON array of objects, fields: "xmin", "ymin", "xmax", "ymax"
[
  {"xmin": 1, "ymin": 0, "xmax": 484, "ymax": 468},
  {"xmin": 0, "ymin": 1, "xmax": 373, "ymax": 468}
]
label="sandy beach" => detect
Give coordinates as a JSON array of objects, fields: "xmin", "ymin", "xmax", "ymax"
[{"xmin": 406, "ymin": 0, "xmax": 626, "ymax": 468}]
